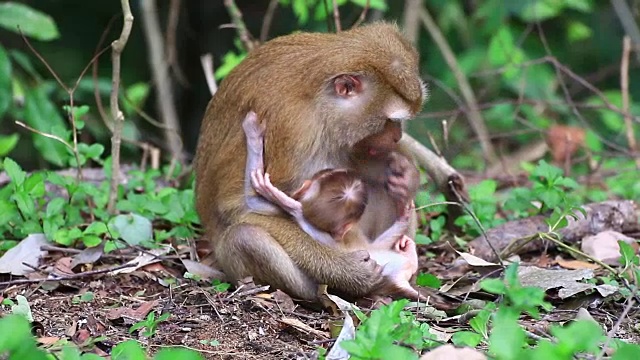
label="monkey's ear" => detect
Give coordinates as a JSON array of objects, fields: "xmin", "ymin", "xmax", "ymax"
[
  {"xmin": 336, "ymin": 222, "xmax": 354, "ymax": 241},
  {"xmin": 291, "ymin": 180, "xmax": 312, "ymax": 200},
  {"xmin": 333, "ymin": 74, "xmax": 363, "ymax": 97}
]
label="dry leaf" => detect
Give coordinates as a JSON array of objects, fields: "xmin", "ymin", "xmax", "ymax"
[
  {"xmin": 420, "ymin": 344, "xmax": 487, "ymax": 360},
  {"xmin": 181, "ymin": 259, "xmax": 225, "ymax": 281},
  {"xmin": 0, "ymin": 234, "xmax": 49, "ymax": 276},
  {"xmin": 455, "ymin": 251, "xmax": 499, "ymax": 267},
  {"xmin": 110, "ymin": 247, "xmax": 171, "ymax": 275},
  {"xmin": 272, "ymin": 289, "xmax": 296, "ymax": 313},
  {"xmin": 518, "ymin": 266, "xmax": 595, "ymax": 299},
  {"xmin": 106, "ymin": 300, "xmax": 159, "ymax": 321},
  {"xmin": 546, "ymin": 125, "xmax": 585, "ymax": 164},
  {"xmin": 71, "ymin": 243, "xmax": 105, "ymax": 268},
  {"xmin": 53, "ymin": 257, "xmax": 75, "ymax": 276},
  {"xmin": 555, "ymin": 256, "xmax": 600, "ymax": 270},
  {"xmin": 279, "ymin": 317, "xmax": 329, "ymax": 339},
  {"xmin": 37, "ymin": 337, "xmax": 61, "ymax": 345},
  {"xmin": 581, "ymin": 231, "xmax": 637, "ymax": 266}
]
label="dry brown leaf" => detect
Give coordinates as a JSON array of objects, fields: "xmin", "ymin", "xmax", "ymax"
[
  {"xmin": 37, "ymin": 337, "xmax": 61, "ymax": 345},
  {"xmin": 279, "ymin": 317, "xmax": 329, "ymax": 339},
  {"xmin": 546, "ymin": 125, "xmax": 585, "ymax": 164},
  {"xmin": 555, "ymin": 256, "xmax": 600, "ymax": 270},
  {"xmin": 272, "ymin": 289, "xmax": 296, "ymax": 312},
  {"xmin": 581, "ymin": 231, "xmax": 637, "ymax": 266},
  {"xmin": 420, "ymin": 344, "xmax": 487, "ymax": 360},
  {"xmin": 106, "ymin": 300, "xmax": 159, "ymax": 321},
  {"xmin": 53, "ymin": 257, "xmax": 75, "ymax": 276},
  {"xmin": 0, "ymin": 234, "xmax": 49, "ymax": 276},
  {"xmin": 71, "ymin": 243, "xmax": 105, "ymax": 268}
]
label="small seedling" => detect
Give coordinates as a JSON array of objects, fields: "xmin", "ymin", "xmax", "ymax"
[{"xmin": 129, "ymin": 311, "xmax": 171, "ymax": 338}]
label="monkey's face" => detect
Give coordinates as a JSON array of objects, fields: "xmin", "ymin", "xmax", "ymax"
[{"xmin": 321, "ymin": 72, "xmax": 426, "ymax": 148}]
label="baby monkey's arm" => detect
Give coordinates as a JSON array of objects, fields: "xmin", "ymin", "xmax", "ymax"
[
  {"xmin": 242, "ymin": 112, "xmax": 335, "ymax": 246},
  {"xmin": 251, "ymin": 170, "xmax": 336, "ymax": 246}
]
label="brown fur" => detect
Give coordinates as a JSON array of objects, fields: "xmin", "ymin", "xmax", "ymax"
[{"xmin": 194, "ymin": 22, "xmax": 426, "ymax": 301}]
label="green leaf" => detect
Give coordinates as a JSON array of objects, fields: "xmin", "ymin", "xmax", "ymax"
[
  {"xmin": 0, "ymin": 134, "xmax": 19, "ymax": 157},
  {"xmin": 513, "ymin": 0, "xmax": 562, "ymax": 22},
  {"xmin": 155, "ymin": 348, "xmax": 204, "ymax": 360},
  {"xmin": 82, "ymin": 235, "xmax": 102, "ymax": 247},
  {"xmin": 0, "ymin": 2, "xmax": 60, "ymax": 41},
  {"xmin": 3, "ymin": 157, "xmax": 25, "ymax": 187},
  {"xmin": 122, "ymin": 82, "xmax": 149, "ymax": 116},
  {"xmin": 45, "ymin": 197, "xmax": 66, "ymax": 218},
  {"xmin": 0, "ymin": 200, "xmax": 19, "ymax": 227},
  {"xmin": 84, "ymin": 221, "xmax": 108, "ymax": 236},
  {"xmin": 416, "ymin": 272, "xmax": 442, "ymax": 289},
  {"xmin": 567, "ymin": 20, "xmax": 592, "ymax": 42},
  {"xmin": 489, "ymin": 309, "xmax": 526, "ymax": 360},
  {"xmin": 60, "ymin": 345, "xmax": 83, "ymax": 360},
  {"xmin": 214, "ymin": 51, "xmax": 247, "ymax": 80},
  {"xmin": 0, "ymin": 44, "xmax": 11, "ymax": 117},
  {"xmin": 565, "ymin": 0, "xmax": 593, "ymax": 12},
  {"xmin": 480, "ymin": 278, "xmax": 506, "ymax": 295},
  {"xmin": 350, "ymin": 0, "xmax": 387, "ymax": 11},
  {"xmin": 111, "ymin": 339, "xmax": 146, "ymax": 360},
  {"xmin": 109, "ymin": 213, "xmax": 153, "ymax": 246},
  {"xmin": 488, "ymin": 26, "xmax": 515, "ymax": 66},
  {"xmin": 612, "ymin": 342, "xmax": 640, "ymax": 359},
  {"xmin": 618, "ymin": 241, "xmax": 637, "ymax": 267},
  {"xmin": 452, "ymin": 331, "xmax": 483, "ymax": 347},
  {"xmin": 23, "ymin": 86, "xmax": 69, "ymax": 166},
  {"xmin": 0, "ymin": 314, "xmax": 49, "ymax": 360},
  {"xmin": 13, "ymin": 191, "xmax": 35, "ymax": 218},
  {"xmin": 414, "ymin": 233, "xmax": 432, "ymax": 245}
]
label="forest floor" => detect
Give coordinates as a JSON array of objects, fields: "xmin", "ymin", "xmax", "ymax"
[{"xmin": 3, "ymin": 241, "xmax": 639, "ymax": 360}]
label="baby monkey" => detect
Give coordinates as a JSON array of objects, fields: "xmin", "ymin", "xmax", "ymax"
[{"xmin": 242, "ymin": 113, "xmax": 421, "ymax": 300}]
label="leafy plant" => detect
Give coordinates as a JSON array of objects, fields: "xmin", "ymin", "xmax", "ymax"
[
  {"xmin": 340, "ymin": 299, "xmax": 438, "ymax": 359},
  {"xmin": 129, "ymin": 311, "xmax": 171, "ymax": 338}
]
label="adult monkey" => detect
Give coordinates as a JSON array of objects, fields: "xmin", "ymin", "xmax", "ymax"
[{"xmin": 194, "ymin": 22, "xmax": 427, "ymax": 301}]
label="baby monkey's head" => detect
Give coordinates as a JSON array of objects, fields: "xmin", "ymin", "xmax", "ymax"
[{"xmin": 292, "ymin": 169, "xmax": 368, "ymax": 240}]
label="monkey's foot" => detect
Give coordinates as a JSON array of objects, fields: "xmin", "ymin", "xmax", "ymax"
[{"xmin": 242, "ymin": 111, "xmax": 266, "ymax": 149}]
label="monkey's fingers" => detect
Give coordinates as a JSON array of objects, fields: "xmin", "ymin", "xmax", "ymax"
[
  {"xmin": 258, "ymin": 173, "xmax": 302, "ymax": 213},
  {"xmin": 251, "ymin": 169, "xmax": 276, "ymax": 203}
]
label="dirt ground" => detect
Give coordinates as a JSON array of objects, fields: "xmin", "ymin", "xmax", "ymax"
[{"xmin": 1, "ymin": 244, "xmax": 639, "ymax": 359}]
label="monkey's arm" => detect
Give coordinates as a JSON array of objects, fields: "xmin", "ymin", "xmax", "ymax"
[
  {"xmin": 251, "ymin": 170, "xmax": 336, "ymax": 246},
  {"xmin": 242, "ymin": 112, "xmax": 286, "ymax": 215}
]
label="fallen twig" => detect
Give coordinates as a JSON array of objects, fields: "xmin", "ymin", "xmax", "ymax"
[{"xmin": 0, "ymin": 263, "xmax": 137, "ymax": 288}]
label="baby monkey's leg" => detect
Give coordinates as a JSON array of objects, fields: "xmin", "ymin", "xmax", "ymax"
[
  {"xmin": 369, "ymin": 202, "xmax": 415, "ymax": 250},
  {"xmin": 242, "ymin": 112, "xmax": 286, "ymax": 215}
]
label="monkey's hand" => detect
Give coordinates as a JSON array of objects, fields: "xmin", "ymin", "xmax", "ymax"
[
  {"xmin": 338, "ymin": 250, "xmax": 385, "ymax": 293},
  {"xmin": 251, "ymin": 169, "xmax": 303, "ymax": 218},
  {"xmin": 385, "ymin": 152, "xmax": 420, "ymax": 206}
]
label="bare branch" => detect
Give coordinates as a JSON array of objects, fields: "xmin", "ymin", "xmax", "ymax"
[
  {"xmin": 351, "ymin": 0, "xmax": 370, "ymax": 28},
  {"xmin": 332, "ymin": 0, "xmax": 341, "ymax": 32},
  {"xmin": 223, "ymin": 0, "xmax": 257, "ymax": 52},
  {"xmin": 402, "ymin": 0, "xmax": 421, "ymax": 44},
  {"xmin": 611, "ymin": 0, "xmax": 640, "ymax": 63},
  {"xmin": 166, "ymin": 0, "xmax": 190, "ymax": 87},
  {"xmin": 420, "ymin": 8, "xmax": 497, "ymax": 164},
  {"xmin": 621, "ymin": 36, "xmax": 637, "ymax": 163},
  {"xmin": 260, "ymin": 0, "xmax": 279, "ymax": 42},
  {"xmin": 108, "ymin": 0, "xmax": 134, "ymax": 214},
  {"xmin": 140, "ymin": 0, "xmax": 185, "ymax": 164},
  {"xmin": 200, "ymin": 53, "xmax": 218, "ymax": 96}
]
